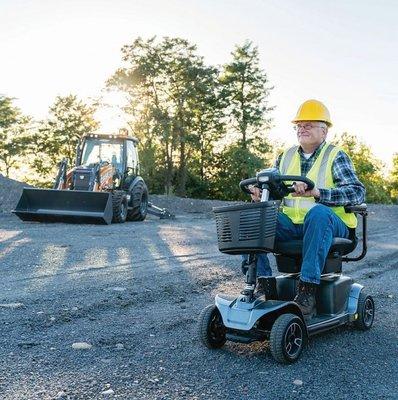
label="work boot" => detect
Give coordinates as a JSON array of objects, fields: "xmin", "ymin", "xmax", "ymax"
[
  {"xmin": 294, "ymin": 280, "xmax": 317, "ymax": 318},
  {"xmin": 254, "ymin": 277, "xmax": 277, "ymax": 300}
]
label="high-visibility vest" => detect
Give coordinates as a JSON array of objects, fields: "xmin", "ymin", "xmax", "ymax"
[{"xmin": 279, "ymin": 143, "xmax": 357, "ymax": 228}]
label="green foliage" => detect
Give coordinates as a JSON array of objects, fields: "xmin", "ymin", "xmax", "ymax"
[
  {"xmin": 30, "ymin": 95, "xmax": 98, "ymax": 182},
  {"xmin": 0, "ymin": 96, "xmax": 31, "ymax": 177},
  {"xmin": 333, "ymin": 132, "xmax": 392, "ymax": 204},
  {"xmin": 389, "ymin": 153, "xmax": 398, "ymax": 203},
  {"xmin": 210, "ymin": 144, "xmax": 266, "ymax": 200},
  {"xmin": 184, "ymin": 170, "xmax": 211, "ymax": 199},
  {"xmin": 108, "ymin": 37, "xmax": 226, "ymax": 197},
  {"xmin": 219, "ymin": 41, "xmax": 273, "ymax": 149},
  {"xmin": 108, "ymin": 38, "xmax": 273, "ymax": 199}
]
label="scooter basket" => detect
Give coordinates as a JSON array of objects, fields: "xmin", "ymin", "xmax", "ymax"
[{"xmin": 213, "ymin": 201, "xmax": 280, "ymax": 255}]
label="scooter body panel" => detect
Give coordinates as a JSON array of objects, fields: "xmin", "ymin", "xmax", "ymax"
[
  {"xmin": 215, "ymin": 294, "xmax": 302, "ymax": 331},
  {"xmin": 215, "ymin": 276, "xmax": 364, "ymax": 338}
]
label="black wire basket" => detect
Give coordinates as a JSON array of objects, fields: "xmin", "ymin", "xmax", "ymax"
[{"xmin": 213, "ymin": 201, "xmax": 280, "ymax": 255}]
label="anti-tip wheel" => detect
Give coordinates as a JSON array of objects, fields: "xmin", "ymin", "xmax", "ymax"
[
  {"xmin": 198, "ymin": 305, "xmax": 226, "ymax": 349},
  {"xmin": 270, "ymin": 313, "xmax": 306, "ymax": 364}
]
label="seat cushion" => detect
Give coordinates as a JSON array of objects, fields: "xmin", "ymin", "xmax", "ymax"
[{"xmin": 274, "ymin": 237, "xmax": 357, "ymax": 256}]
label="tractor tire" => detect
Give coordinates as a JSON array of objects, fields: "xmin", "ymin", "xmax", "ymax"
[
  {"xmin": 112, "ymin": 191, "xmax": 128, "ymax": 223},
  {"xmin": 127, "ymin": 180, "xmax": 148, "ymax": 222}
]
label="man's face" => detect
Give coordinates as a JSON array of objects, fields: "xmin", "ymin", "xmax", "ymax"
[{"xmin": 294, "ymin": 121, "xmax": 327, "ymax": 148}]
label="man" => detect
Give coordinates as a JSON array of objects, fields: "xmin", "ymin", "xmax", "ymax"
[{"xmin": 250, "ymin": 99, "xmax": 365, "ymax": 317}]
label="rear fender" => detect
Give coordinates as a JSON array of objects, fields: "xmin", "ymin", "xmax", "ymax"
[
  {"xmin": 127, "ymin": 176, "xmax": 145, "ymax": 193},
  {"xmin": 129, "ymin": 176, "xmax": 145, "ymax": 192},
  {"xmin": 347, "ymin": 283, "xmax": 364, "ymax": 317},
  {"xmin": 215, "ymin": 294, "xmax": 305, "ymax": 332}
]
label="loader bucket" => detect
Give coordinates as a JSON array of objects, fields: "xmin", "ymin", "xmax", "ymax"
[{"xmin": 12, "ymin": 188, "xmax": 113, "ymax": 225}]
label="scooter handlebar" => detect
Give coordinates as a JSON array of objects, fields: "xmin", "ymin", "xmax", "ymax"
[
  {"xmin": 239, "ymin": 174, "xmax": 315, "ymax": 196},
  {"xmin": 281, "ymin": 175, "xmax": 315, "ymax": 192},
  {"xmin": 239, "ymin": 178, "xmax": 258, "ymax": 194}
]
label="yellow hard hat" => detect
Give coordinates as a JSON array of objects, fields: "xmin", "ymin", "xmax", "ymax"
[{"xmin": 292, "ymin": 99, "xmax": 332, "ymax": 127}]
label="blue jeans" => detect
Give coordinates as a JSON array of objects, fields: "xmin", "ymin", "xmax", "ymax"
[{"xmin": 242, "ymin": 204, "xmax": 349, "ymax": 284}]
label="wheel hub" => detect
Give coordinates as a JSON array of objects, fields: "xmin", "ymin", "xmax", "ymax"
[
  {"xmin": 284, "ymin": 322, "xmax": 303, "ymax": 357},
  {"xmin": 364, "ymin": 298, "xmax": 374, "ymax": 326},
  {"xmin": 210, "ymin": 314, "xmax": 226, "ymax": 342}
]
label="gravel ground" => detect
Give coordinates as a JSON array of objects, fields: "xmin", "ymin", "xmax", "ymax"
[{"xmin": 0, "ymin": 200, "xmax": 397, "ymax": 400}]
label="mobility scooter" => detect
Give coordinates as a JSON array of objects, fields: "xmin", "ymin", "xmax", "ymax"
[{"xmin": 198, "ymin": 168, "xmax": 374, "ymax": 364}]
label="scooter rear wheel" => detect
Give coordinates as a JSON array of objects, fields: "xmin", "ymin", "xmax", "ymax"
[
  {"xmin": 354, "ymin": 291, "xmax": 375, "ymax": 330},
  {"xmin": 198, "ymin": 305, "xmax": 226, "ymax": 349},
  {"xmin": 270, "ymin": 313, "xmax": 306, "ymax": 364}
]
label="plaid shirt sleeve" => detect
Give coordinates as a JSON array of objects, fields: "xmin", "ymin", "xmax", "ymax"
[{"xmin": 317, "ymin": 150, "xmax": 366, "ymax": 206}]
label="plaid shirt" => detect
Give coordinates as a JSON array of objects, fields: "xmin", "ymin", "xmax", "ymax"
[{"xmin": 275, "ymin": 141, "xmax": 366, "ymax": 206}]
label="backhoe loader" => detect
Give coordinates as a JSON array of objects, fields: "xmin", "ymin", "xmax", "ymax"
[{"xmin": 13, "ymin": 131, "xmax": 173, "ymax": 224}]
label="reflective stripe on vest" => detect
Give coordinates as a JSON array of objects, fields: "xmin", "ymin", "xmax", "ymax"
[
  {"xmin": 283, "ymin": 198, "xmax": 316, "ymax": 209},
  {"xmin": 280, "ymin": 146, "xmax": 298, "ymax": 174},
  {"xmin": 279, "ymin": 143, "xmax": 357, "ymax": 228},
  {"xmin": 317, "ymin": 143, "xmax": 336, "ymax": 188}
]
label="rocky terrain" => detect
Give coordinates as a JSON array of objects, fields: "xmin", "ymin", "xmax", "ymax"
[
  {"xmin": 0, "ymin": 174, "xmax": 32, "ymax": 213},
  {"xmin": 0, "ymin": 176, "xmax": 397, "ymax": 399}
]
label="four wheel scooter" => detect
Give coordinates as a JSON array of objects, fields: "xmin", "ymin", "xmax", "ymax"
[{"xmin": 198, "ymin": 168, "xmax": 374, "ymax": 364}]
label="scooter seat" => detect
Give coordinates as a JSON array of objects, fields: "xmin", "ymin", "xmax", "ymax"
[{"xmin": 274, "ymin": 237, "xmax": 357, "ymax": 256}]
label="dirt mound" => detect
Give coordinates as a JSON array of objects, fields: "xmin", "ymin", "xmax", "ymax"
[{"xmin": 0, "ymin": 174, "xmax": 32, "ymax": 213}]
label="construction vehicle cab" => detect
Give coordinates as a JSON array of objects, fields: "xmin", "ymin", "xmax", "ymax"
[
  {"xmin": 13, "ymin": 130, "xmax": 172, "ymax": 224},
  {"xmin": 77, "ymin": 133, "xmax": 139, "ymax": 187}
]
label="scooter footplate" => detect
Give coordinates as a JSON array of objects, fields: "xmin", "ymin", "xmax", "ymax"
[{"xmin": 215, "ymin": 294, "xmax": 295, "ymax": 331}]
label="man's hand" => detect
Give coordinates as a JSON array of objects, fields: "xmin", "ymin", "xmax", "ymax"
[
  {"xmin": 249, "ymin": 185, "xmax": 261, "ymax": 202},
  {"xmin": 291, "ymin": 182, "xmax": 320, "ymax": 199}
]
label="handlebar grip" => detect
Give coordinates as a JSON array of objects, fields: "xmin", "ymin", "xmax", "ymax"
[
  {"xmin": 281, "ymin": 175, "xmax": 315, "ymax": 190},
  {"xmin": 239, "ymin": 178, "xmax": 258, "ymax": 194}
]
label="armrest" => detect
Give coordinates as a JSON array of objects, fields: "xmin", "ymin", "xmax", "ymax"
[
  {"xmin": 342, "ymin": 203, "xmax": 368, "ymax": 262},
  {"xmin": 344, "ymin": 203, "xmax": 367, "ymax": 215}
]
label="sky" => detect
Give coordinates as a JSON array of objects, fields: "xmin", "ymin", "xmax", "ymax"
[{"xmin": 1, "ymin": 0, "xmax": 397, "ymax": 168}]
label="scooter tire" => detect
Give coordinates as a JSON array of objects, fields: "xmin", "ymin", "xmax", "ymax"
[
  {"xmin": 354, "ymin": 290, "xmax": 375, "ymax": 330},
  {"xmin": 198, "ymin": 305, "xmax": 226, "ymax": 349},
  {"xmin": 270, "ymin": 313, "xmax": 306, "ymax": 364}
]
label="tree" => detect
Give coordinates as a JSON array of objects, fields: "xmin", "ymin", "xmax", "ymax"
[
  {"xmin": 333, "ymin": 132, "xmax": 392, "ymax": 204},
  {"xmin": 220, "ymin": 41, "xmax": 273, "ymax": 150},
  {"xmin": 31, "ymin": 95, "xmax": 98, "ymax": 181},
  {"xmin": 213, "ymin": 41, "xmax": 274, "ymax": 198},
  {"xmin": 211, "ymin": 144, "xmax": 265, "ymax": 200},
  {"xmin": 183, "ymin": 64, "xmax": 226, "ymax": 196},
  {"xmin": 108, "ymin": 37, "xmax": 226, "ymax": 196},
  {"xmin": 108, "ymin": 37, "xmax": 276, "ymax": 199},
  {"xmin": 0, "ymin": 96, "xmax": 30, "ymax": 177},
  {"xmin": 389, "ymin": 153, "xmax": 398, "ymax": 203}
]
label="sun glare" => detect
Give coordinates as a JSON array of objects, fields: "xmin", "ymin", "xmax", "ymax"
[{"xmin": 95, "ymin": 91, "xmax": 130, "ymax": 134}]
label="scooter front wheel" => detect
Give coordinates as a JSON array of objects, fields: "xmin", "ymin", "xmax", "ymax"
[
  {"xmin": 270, "ymin": 313, "xmax": 306, "ymax": 364},
  {"xmin": 198, "ymin": 305, "xmax": 226, "ymax": 349}
]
